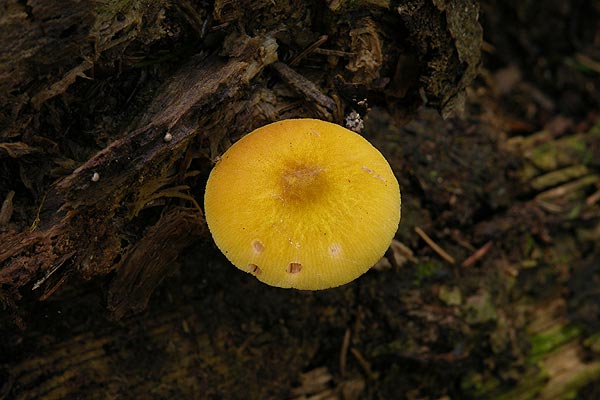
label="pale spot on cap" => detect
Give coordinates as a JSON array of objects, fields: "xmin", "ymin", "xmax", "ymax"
[
  {"xmin": 251, "ymin": 239, "xmax": 264, "ymax": 254},
  {"xmin": 329, "ymin": 243, "xmax": 342, "ymax": 258}
]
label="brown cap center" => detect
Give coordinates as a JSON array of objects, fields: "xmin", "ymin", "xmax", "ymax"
[{"xmin": 279, "ymin": 163, "xmax": 326, "ymax": 203}]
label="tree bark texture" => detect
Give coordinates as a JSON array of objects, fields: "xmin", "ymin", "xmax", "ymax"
[{"xmin": 0, "ymin": 0, "xmax": 481, "ymax": 314}]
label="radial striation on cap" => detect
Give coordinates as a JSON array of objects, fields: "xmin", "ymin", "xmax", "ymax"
[{"xmin": 204, "ymin": 118, "xmax": 401, "ymax": 290}]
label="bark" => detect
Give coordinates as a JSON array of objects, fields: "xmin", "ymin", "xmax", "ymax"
[{"xmin": 0, "ymin": 0, "xmax": 481, "ymax": 315}]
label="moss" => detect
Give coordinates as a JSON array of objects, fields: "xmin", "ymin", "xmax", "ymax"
[
  {"xmin": 568, "ymin": 363, "xmax": 600, "ymax": 399},
  {"xmin": 461, "ymin": 371, "xmax": 501, "ymax": 397},
  {"xmin": 528, "ymin": 325, "xmax": 581, "ymax": 365},
  {"xmin": 524, "ymin": 127, "xmax": 598, "ymax": 175},
  {"xmin": 413, "ymin": 260, "xmax": 443, "ymax": 285},
  {"xmin": 464, "ymin": 290, "xmax": 497, "ymax": 324},
  {"xmin": 522, "ymin": 234, "xmax": 535, "ymax": 258},
  {"xmin": 438, "ymin": 285, "xmax": 462, "ymax": 306},
  {"xmin": 370, "ymin": 338, "xmax": 417, "ymax": 358},
  {"xmin": 567, "ymin": 203, "xmax": 583, "ymax": 219},
  {"xmin": 529, "ymin": 143, "xmax": 559, "ymax": 171},
  {"xmin": 583, "ymin": 333, "xmax": 600, "ymax": 354},
  {"xmin": 491, "ymin": 369, "xmax": 549, "ymax": 400},
  {"xmin": 561, "ymin": 135, "xmax": 594, "ymax": 166},
  {"xmin": 530, "ymin": 165, "xmax": 590, "ymax": 191},
  {"xmin": 498, "ymin": 329, "xmax": 600, "ymax": 400},
  {"xmin": 428, "ymin": 169, "xmax": 439, "ymax": 181}
]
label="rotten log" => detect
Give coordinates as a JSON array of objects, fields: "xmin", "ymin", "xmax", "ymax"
[
  {"xmin": 1, "ymin": 33, "xmax": 279, "ymax": 314},
  {"xmin": 0, "ymin": 0, "xmax": 482, "ymax": 317}
]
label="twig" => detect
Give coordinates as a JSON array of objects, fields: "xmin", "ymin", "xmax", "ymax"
[
  {"xmin": 536, "ymin": 199, "xmax": 564, "ymax": 213},
  {"xmin": 462, "ymin": 241, "xmax": 493, "ymax": 267},
  {"xmin": 0, "ymin": 191, "xmax": 15, "ymax": 226},
  {"xmin": 350, "ymin": 348, "xmax": 375, "ymax": 380},
  {"xmin": 536, "ymin": 174, "xmax": 599, "ymax": 201},
  {"xmin": 585, "ymin": 185, "xmax": 600, "ymax": 206},
  {"xmin": 575, "ymin": 53, "xmax": 600, "ymax": 74},
  {"xmin": 271, "ymin": 61, "xmax": 335, "ymax": 116},
  {"xmin": 414, "ymin": 226, "xmax": 456, "ymax": 265},
  {"xmin": 340, "ymin": 328, "xmax": 351, "ymax": 377},
  {"xmin": 289, "ymin": 35, "xmax": 328, "ymax": 66},
  {"xmin": 312, "ymin": 48, "xmax": 354, "ymax": 57},
  {"xmin": 32, "ymin": 251, "xmax": 76, "ymax": 290}
]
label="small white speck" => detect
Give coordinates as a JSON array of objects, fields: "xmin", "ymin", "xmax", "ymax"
[
  {"xmin": 345, "ymin": 110, "xmax": 364, "ymax": 133},
  {"xmin": 91, "ymin": 172, "xmax": 100, "ymax": 182},
  {"xmin": 329, "ymin": 243, "xmax": 342, "ymax": 257},
  {"xmin": 163, "ymin": 132, "xmax": 173, "ymax": 142}
]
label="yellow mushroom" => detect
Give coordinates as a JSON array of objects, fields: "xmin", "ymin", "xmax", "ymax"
[{"xmin": 204, "ymin": 118, "xmax": 401, "ymax": 290}]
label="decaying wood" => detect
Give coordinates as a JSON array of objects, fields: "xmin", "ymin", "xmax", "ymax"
[
  {"xmin": 0, "ymin": 33, "xmax": 278, "ymax": 312},
  {"xmin": 271, "ymin": 61, "xmax": 336, "ymax": 119},
  {"xmin": 0, "ymin": 0, "xmax": 482, "ymax": 315},
  {"xmin": 107, "ymin": 207, "xmax": 206, "ymax": 319}
]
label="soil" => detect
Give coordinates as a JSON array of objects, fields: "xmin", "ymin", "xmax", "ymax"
[{"xmin": 1, "ymin": 1, "xmax": 600, "ymax": 399}]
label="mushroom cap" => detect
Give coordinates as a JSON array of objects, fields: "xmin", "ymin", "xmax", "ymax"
[{"xmin": 204, "ymin": 118, "xmax": 401, "ymax": 290}]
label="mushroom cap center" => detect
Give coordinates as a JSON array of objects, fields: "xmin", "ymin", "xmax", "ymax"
[{"xmin": 279, "ymin": 163, "xmax": 326, "ymax": 203}]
